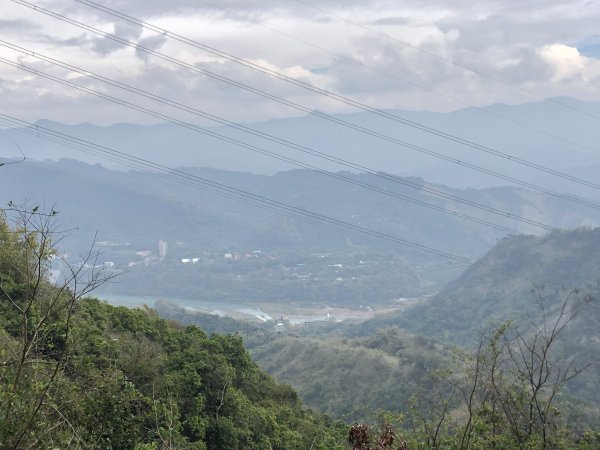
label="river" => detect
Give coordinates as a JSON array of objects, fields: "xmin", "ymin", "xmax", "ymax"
[{"xmin": 95, "ymin": 293, "xmax": 273, "ymax": 322}]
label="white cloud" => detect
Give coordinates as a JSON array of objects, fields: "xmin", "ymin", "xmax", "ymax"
[
  {"xmin": 1, "ymin": 0, "xmax": 600, "ymax": 125},
  {"xmin": 540, "ymin": 44, "xmax": 585, "ymax": 81}
]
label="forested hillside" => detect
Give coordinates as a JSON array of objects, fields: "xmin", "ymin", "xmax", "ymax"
[
  {"xmin": 357, "ymin": 227, "xmax": 600, "ymax": 344},
  {"xmin": 156, "ymin": 276, "xmax": 600, "ymax": 449},
  {"xmin": 246, "ymin": 327, "xmax": 450, "ymax": 422},
  {"xmin": 347, "ymin": 228, "xmax": 600, "ymax": 416},
  {"xmin": 152, "ymin": 301, "xmax": 453, "ymax": 422},
  {"xmin": 0, "ymin": 209, "xmax": 345, "ymax": 449},
  {"xmin": 3, "ymin": 205, "xmax": 600, "ymax": 448}
]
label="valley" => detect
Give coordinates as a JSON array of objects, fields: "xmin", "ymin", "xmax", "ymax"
[{"xmin": 2, "ymin": 12, "xmax": 600, "ymax": 441}]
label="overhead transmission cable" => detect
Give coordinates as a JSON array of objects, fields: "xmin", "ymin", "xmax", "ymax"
[
  {"xmin": 0, "ymin": 52, "xmax": 576, "ymax": 233},
  {"xmin": 0, "ymin": 115, "xmax": 557, "ymax": 284},
  {"xmin": 1, "ymin": 124, "xmax": 443, "ymax": 262},
  {"xmin": 11, "ymin": 0, "xmax": 600, "ymax": 195},
  {"xmin": 193, "ymin": 0, "xmax": 600, "ymax": 157},
  {"xmin": 5, "ymin": 120, "xmax": 476, "ymax": 263},
  {"xmin": 0, "ymin": 116, "xmax": 358, "ymax": 236},
  {"xmin": 0, "ymin": 113, "xmax": 558, "ymax": 284},
  {"xmin": 3, "ymin": 36, "xmax": 600, "ymax": 217},
  {"xmin": 2, "ymin": 46, "xmax": 598, "ymax": 225},
  {"xmin": 0, "ymin": 41, "xmax": 565, "ymax": 235},
  {"xmin": 65, "ymin": 0, "xmax": 600, "ymax": 189},
  {"xmin": 1, "ymin": 50, "xmax": 595, "ymax": 230},
  {"xmin": 0, "ymin": 114, "xmax": 482, "ymax": 265},
  {"xmin": 291, "ymin": 0, "xmax": 600, "ymax": 122}
]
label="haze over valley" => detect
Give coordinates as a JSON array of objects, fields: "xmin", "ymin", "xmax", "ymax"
[{"xmin": 2, "ymin": 0, "xmax": 600, "ymax": 448}]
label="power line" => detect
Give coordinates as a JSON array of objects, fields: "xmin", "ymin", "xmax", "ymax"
[
  {"xmin": 291, "ymin": 0, "xmax": 600, "ymax": 122},
  {"xmin": 3, "ymin": 117, "xmax": 468, "ymax": 263},
  {"xmin": 0, "ymin": 116, "xmax": 355, "ymax": 236},
  {"xmin": 196, "ymin": 0, "xmax": 600, "ymax": 157},
  {"xmin": 0, "ymin": 53, "xmax": 573, "ymax": 233},
  {"xmin": 0, "ymin": 42, "xmax": 561, "ymax": 235},
  {"xmin": 11, "ymin": 0, "xmax": 600, "ymax": 195},
  {"xmin": 0, "ymin": 114, "xmax": 480, "ymax": 265},
  {"xmin": 0, "ymin": 112, "xmax": 561, "ymax": 288},
  {"xmin": 0, "ymin": 108, "xmax": 519, "ymax": 237},
  {"xmin": 0, "ymin": 115, "xmax": 556, "ymax": 285},
  {"xmin": 66, "ymin": 0, "xmax": 600, "ymax": 189}
]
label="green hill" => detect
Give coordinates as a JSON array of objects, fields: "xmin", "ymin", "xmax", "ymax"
[
  {"xmin": 247, "ymin": 327, "xmax": 450, "ymax": 422},
  {"xmin": 153, "ymin": 301, "xmax": 450, "ymax": 422},
  {"xmin": 351, "ymin": 228, "xmax": 600, "ymax": 411},
  {"xmin": 3, "ymin": 205, "xmax": 600, "ymax": 449},
  {"xmin": 0, "ymin": 212, "xmax": 345, "ymax": 449},
  {"xmin": 358, "ymin": 227, "xmax": 600, "ymax": 344}
]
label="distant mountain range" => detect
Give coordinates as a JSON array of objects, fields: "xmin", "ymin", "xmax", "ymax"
[
  {"xmin": 1, "ymin": 97, "xmax": 599, "ymax": 196},
  {"xmin": 1, "ymin": 158, "xmax": 598, "ymax": 258},
  {"xmin": 1, "ymin": 158, "xmax": 598, "ymax": 302}
]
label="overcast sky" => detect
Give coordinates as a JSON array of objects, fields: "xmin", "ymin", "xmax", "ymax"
[{"xmin": 1, "ymin": 0, "xmax": 600, "ymax": 125}]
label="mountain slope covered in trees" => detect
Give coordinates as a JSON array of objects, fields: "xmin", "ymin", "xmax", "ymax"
[
  {"xmin": 0, "ymin": 210, "xmax": 345, "ymax": 449},
  {"xmin": 155, "ymin": 257, "xmax": 600, "ymax": 449},
  {"xmin": 357, "ymin": 227, "xmax": 600, "ymax": 344},
  {"xmin": 2, "ymin": 205, "xmax": 600, "ymax": 448}
]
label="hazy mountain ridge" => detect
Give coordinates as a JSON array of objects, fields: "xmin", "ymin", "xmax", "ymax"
[
  {"xmin": 1, "ymin": 158, "xmax": 598, "ymax": 253},
  {"xmin": 2, "ymin": 97, "xmax": 599, "ymax": 193},
  {"xmin": 0, "ymin": 160, "xmax": 600, "ymax": 304},
  {"xmin": 354, "ymin": 227, "xmax": 600, "ymax": 350},
  {"xmin": 2, "ymin": 158, "xmax": 599, "ymax": 302}
]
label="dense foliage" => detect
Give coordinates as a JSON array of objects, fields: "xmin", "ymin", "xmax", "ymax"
[
  {"xmin": 355, "ymin": 229, "xmax": 600, "ymax": 343},
  {"xmin": 247, "ymin": 327, "xmax": 449, "ymax": 423},
  {"xmin": 0, "ymin": 210, "xmax": 346, "ymax": 449},
  {"xmin": 154, "ymin": 301, "xmax": 451, "ymax": 423},
  {"xmin": 3, "ymin": 205, "xmax": 600, "ymax": 449}
]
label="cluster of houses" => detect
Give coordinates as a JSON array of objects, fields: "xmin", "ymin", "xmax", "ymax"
[{"xmin": 180, "ymin": 250, "xmax": 267, "ymax": 264}]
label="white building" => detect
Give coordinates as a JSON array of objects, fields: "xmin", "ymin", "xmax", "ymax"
[{"xmin": 158, "ymin": 240, "xmax": 168, "ymax": 259}]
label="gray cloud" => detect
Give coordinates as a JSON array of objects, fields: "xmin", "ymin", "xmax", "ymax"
[
  {"xmin": 0, "ymin": 18, "xmax": 41, "ymax": 32},
  {"xmin": 368, "ymin": 17, "xmax": 411, "ymax": 26},
  {"xmin": 91, "ymin": 20, "xmax": 143, "ymax": 55},
  {"xmin": 135, "ymin": 34, "xmax": 168, "ymax": 61},
  {"xmin": 327, "ymin": 34, "xmax": 451, "ymax": 95},
  {"xmin": 90, "ymin": 36, "xmax": 123, "ymax": 55},
  {"xmin": 2, "ymin": 0, "xmax": 599, "ymax": 126}
]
